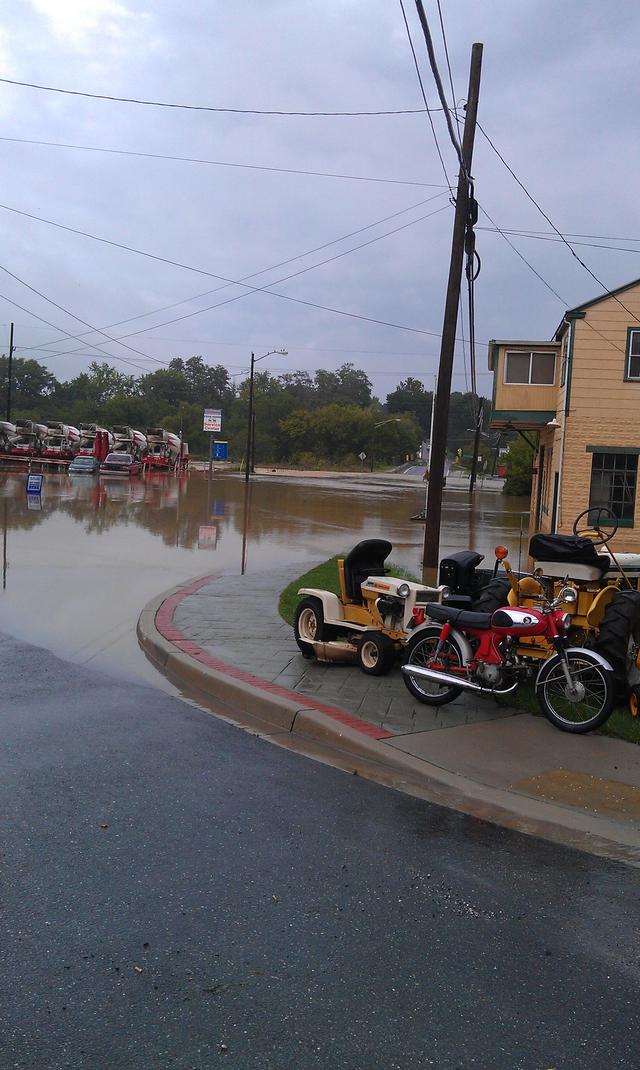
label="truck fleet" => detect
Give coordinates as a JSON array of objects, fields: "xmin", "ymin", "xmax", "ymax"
[{"xmin": 0, "ymin": 421, "xmax": 189, "ymax": 470}]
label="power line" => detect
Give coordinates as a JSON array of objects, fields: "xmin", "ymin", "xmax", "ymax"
[
  {"xmin": 478, "ymin": 202, "xmax": 567, "ymax": 304},
  {"xmin": 477, "ymin": 227, "xmax": 640, "ymax": 256},
  {"xmin": 412, "ymin": 0, "xmax": 464, "ymax": 168},
  {"xmin": 478, "ymin": 201, "xmax": 632, "ymax": 360},
  {"xmin": 478, "ymin": 122, "xmax": 640, "ymax": 328},
  {"xmin": 0, "ymin": 76, "xmax": 437, "ymax": 117},
  {"xmin": 25, "ymin": 201, "xmax": 451, "ymax": 362},
  {"xmin": 397, "ymin": 0, "xmax": 452, "ymax": 191},
  {"xmin": 0, "ymin": 200, "xmax": 450, "ymax": 342},
  {"xmin": 478, "ymin": 226, "xmax": 640, "ymax": 243},
  {"xmin": 435, "ymin": 0, "xmax": 462, "ymax": 143},
  {"xmin": 0, "ymin": 260, "xmax": 168, "ymax": 368},
  {"xmin": 0, "ymin": 289, "xmax": 155, "ymax": 375},
  {"xmin": 20, "ymin": 192, "xmax": 448, "ymax": 355},
  {"xmin": 0, "ymin": 135, "xmax": 446, "ymax": 189}
]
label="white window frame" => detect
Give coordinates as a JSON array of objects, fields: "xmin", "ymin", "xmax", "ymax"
[
  {"xmin": 626, "ymin": 329, "xmax": 640, "ymax": 381},
  {"xmin": 503, "ymin": 350, "xmax": 556, "ymax": 386}
]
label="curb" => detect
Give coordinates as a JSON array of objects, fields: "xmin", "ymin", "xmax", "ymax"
[{"xmin": 138, "ymin": 576, "xmax": 640, "ymax": 867}]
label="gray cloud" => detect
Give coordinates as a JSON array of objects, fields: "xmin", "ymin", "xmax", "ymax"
[{"xmin": 2, "ymin": 0, "xmax": 640, "ymax": 400}]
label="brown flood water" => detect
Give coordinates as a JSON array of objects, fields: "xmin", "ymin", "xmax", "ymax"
[{"xmin": 0, "ymin": 469, "xmax": 529, "ymax": 685}]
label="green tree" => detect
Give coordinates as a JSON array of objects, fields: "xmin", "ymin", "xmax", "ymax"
[
  {"xmin": 138, "ymin": 368, "xmax": 190, "ymax": 405},
  {"xmin": 170, "ymin": 356, "xmax": 233, "ymax": 407},
  {"xmin": 0, "ymin": 355, "xmax": 58, "ymax": 416},
  {"xmin": 54, "ymin": 361, "xmax": 138, "ymax": 408},
  {"xmin": 502, "ymin": 436, "xmax": 535, "ymax": 495},
  {"xmin": 386, "ymin": 377, "xmax": 432, "ymax": 433},
  {"xmin": 313, "ymin": 364, "xmax": 372, "ymax": 408}
]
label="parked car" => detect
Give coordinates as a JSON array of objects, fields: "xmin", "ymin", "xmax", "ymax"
[
  {"xmin": 100, "ymin": 451, "xmax": 144, "ymax": 477},
  {"xmin": 68, "ymin": 454, "xmax": 100, "ymax": 475}
]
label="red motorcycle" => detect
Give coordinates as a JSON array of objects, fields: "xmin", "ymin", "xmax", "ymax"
[{"xmin": 401, "ymin": 585, "xmax": 615, "ymax": 733}]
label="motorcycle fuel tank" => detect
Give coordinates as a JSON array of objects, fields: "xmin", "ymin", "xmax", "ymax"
[{"xmin": 490, "ymin": 607, "xmax": 548, "ymax": 636}]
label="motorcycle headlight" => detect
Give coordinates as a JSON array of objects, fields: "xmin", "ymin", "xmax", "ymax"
[
  {"xmin": 558, "ymin": 612, "xmax": 571, "ymax": 632},
  {"xmin": 397, "ymin": 582, "xmax": 410, "ymax": 599},
  {"xmin": 559, "ymin": 586, "xmax": 577, "ymax": 605}
]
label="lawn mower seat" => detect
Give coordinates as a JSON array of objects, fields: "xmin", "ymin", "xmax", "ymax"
[
  {"xmin": 343, "ymin": 539, "xmax": 392, "ymax": 602},
  {"xmin": 529, "ymin": 533, "xmax": 610, "ymax": 578}
]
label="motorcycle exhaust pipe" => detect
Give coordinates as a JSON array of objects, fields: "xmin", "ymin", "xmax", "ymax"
[{"xmin": 401, "ymin": 663, "xmax": 519, "ymax": 697}]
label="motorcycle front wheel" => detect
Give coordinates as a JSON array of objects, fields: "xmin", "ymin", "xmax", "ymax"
[
  {"xmin": 535, "ymin": 650, "xmax": 614, "ymax": 733},
  {"xmin": 402, "ymin": 626, "xmax": 465, "ymax": 706}
]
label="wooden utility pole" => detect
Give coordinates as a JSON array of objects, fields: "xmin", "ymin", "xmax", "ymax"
[
  {"xmin": 468, "ymin": 400, "xmax": 483, "ymax": 493},
  {"xmin": 6, "ymin": 322, "xmax": 14, "ymax": 422},
  {"xmin": 421, "ymin": 43, "xmax": 483, "ymax": 583}
]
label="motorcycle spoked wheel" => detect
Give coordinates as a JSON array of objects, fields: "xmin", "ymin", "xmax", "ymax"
[
  {"xmin": 402, "ymin": 626, "xmax": 465, "ymax": 706},
  {"xmin": 535, "ymin": 650, "xmax": 614, "ymax": 733}
]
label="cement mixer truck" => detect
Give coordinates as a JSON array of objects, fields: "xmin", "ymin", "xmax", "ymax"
[
  {"xmin": 144, "ymin": 427, "xmax": 183, "ymax": 470},
  {"xmin": 41, "ymin": 421, "xmax": 81, "ymax": 460}
]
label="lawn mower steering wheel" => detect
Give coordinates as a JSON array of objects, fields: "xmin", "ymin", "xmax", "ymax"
[{"xmin": 572, "ymin": 506, "xmax": 618, "ymax": 545}]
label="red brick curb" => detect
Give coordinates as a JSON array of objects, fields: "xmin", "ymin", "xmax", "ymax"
[{"xmin": 153, "ymin": 574, "xmax": 395, "ymax": 741}]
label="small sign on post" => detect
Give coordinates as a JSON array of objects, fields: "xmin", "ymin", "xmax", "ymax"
[
  {"xmin": 204, "ymin": 410, "xmax": 223, "ymax": 485},
  {"xmin": 203, "ymin": 409, "xmax": 222, "ymax": 432},
  {"xmin": 213, "ymin": 440, "xmax": 228, "ymax": 461},
  {"xmin": 26, "ymin": 474, "xmax": 43, "ymax": 495}
]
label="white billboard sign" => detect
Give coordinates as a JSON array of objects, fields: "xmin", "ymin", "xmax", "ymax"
[{"xmin": 203, "ymin": 408, "xmax": 222, "ymax": 432}]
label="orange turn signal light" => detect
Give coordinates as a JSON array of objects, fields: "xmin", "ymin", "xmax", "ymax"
[{"xmin": 494, "ymin": 545, "xmax": 509, "ymax": 560}]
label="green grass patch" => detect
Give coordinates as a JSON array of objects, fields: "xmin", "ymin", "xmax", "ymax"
[{"xmin": 278, "ymin": 555, "xmax": 419, "ymax": 626}]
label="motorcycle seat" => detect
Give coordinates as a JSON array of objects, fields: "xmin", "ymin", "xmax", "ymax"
[{"xmin": 426, "ymin": 602, "xmax": 492, "ymax": 630}]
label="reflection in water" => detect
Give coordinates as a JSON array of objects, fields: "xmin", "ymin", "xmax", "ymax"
[{"xmin": 0, "ymin": 468, "xmax": 529, "ymax": 683}]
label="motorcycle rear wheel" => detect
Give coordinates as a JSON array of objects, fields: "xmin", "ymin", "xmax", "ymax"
[
  {"xmin": 535, "ymin": 650, "xmax": 614, "ymax": 733},
  {"xmin": 402, "ymin": 626, "xmax": 465, "ymax": 706}
]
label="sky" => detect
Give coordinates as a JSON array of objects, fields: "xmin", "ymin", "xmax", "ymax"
[{"xmin": 1, "ymin": 0, "xmax": 640, "ymax": 403}]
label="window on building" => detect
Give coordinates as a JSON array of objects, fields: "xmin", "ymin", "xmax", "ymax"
[
  {"xmin": 589, "ymin": 452, "xmax": 638, "ymax": 526},
  {"xmin": 504, "ymin": 351, "xmax": 556, "ymax": 385},
  {"xmin": 626, "ymin": 330, "xmax": 640, "ymax": 380}
]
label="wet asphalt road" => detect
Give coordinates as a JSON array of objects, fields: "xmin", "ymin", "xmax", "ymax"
[{"xmin": 2, "ymin": 633, "xmax": 639, "ymax": 1070}]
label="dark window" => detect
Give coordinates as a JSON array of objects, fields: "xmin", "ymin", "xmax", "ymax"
[
  {"xmin": 626, "ymin": 330, "xmax": 640, "ymax": 379},
  {"xmin": 589, "ymin": 452, "xmax": 638, "ymax": 526},
  {"xmin": 504, "ymin": 351, "xmax": 556, "ymax": 385}
]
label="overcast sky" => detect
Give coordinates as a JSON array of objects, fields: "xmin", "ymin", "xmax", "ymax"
[{"xmin": 1, "ymin": 0, "xmax": 640, "ymax": 402}]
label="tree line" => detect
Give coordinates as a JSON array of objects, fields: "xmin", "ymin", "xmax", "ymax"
[{"xmin": 0, "ymin": 354, "xmax": 491, "ymax": 468}]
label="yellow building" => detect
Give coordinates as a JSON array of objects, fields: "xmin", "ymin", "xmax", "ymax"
[{"xmin": 489, "ymin": 278, "xmax": 640, "ymax": 550}]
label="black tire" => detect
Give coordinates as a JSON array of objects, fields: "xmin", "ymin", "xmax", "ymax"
[
  {"xmin": 472, "ymin": 577, "xmax": 511, "ymax": 614},
  {"xmin": 357, "ymin": 631, "xmax": 396, "ymax": 676},
  {"xmin": 596, "ymin": 589, "xmax": 640, "ymax": 698},
  {"xmin": 402, "ymin": 626, "xmax": 465, "ymax": 706},
  {"xmin": 535, "ymin": 649, "xmax": 614, "ymax": 733},
  {"xmin": 294, "ymin": 597, "xmax": 328, "ymax": 657}
]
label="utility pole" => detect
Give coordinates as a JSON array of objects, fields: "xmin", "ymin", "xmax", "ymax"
[
  {"xmin": 468, "ymin": 399, "xmax": 483, "ymax": 493},
  {"xmin": 6, "ymin": 322, "xmax": 14, "ymax": 422},
  {"xmin": 421, "ymin": 43, "xmax": 483, "ymax": 584},
  {"xmin": 244, "ymin": 352, "xmax": 256, "ymax": 485}
]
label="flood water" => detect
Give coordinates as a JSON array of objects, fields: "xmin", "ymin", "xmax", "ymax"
[{"xmin": 0, "ymin": 469, "xmax": 529, "ymax": 686}]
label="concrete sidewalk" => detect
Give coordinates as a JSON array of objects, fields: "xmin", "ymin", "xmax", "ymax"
[{"xmin": 138, "ymin": 564, "xmax": 640, "ymax": 865}]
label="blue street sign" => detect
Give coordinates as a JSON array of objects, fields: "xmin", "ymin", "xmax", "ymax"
[
  {"xmin": 211, "ymin": 499, "xmax": 225, "ymax": 519},
  {"xmin": 213, "ymin": 440, "xmax": 228, "ymax": 461},
  {"xmin": 26, "ymin": 474, "xmax": 43, "ymax": 495}
]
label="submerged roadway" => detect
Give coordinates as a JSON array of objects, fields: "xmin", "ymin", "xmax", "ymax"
[{"xmin": 2, "ymin": 631, "xmax": 639, "ymax": 1070}]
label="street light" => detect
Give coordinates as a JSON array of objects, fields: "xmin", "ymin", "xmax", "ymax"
[
  {"xmin": 244, "ymin": 349, "xmax": 287, "ymax": 482},
  {"xmin": 369, "ymin": 417, "xmax": 401, "ymax": 472}
]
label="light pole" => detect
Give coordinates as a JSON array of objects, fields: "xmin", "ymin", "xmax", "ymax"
[
  {"xmin": 369, "ymin": 418, "xmax": 401, "ymax": 472},
  {"xmin": 244, "ymin": 349, "xmax": 287, "ymax": 482}
]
